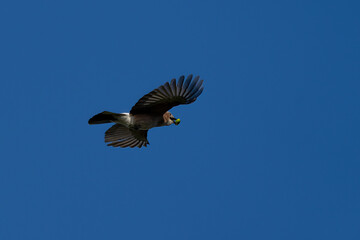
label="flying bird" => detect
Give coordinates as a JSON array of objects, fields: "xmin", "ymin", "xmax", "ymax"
[{"xmin": 88, "ymin": 74, "xmax": 204, "ymax": 148}]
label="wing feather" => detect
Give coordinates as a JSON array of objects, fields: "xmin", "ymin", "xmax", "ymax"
[
  {"xmin": 105, "ymin": 124, "xmax": 149, "ymax": 148},
  {"xmin": 130, "ymin": 74, "xmax": 204, "ymax": 115},
  {"xmin": 170, "ymin": 78, "xmax": 177, "ymax": 96},
  {"xmin": 176, "ymin": 76, "xmax": 184, "ymax": 95},
  {"xmin": 186, "ymin": 79, "xmax": 204, "ymax": 99},
  {"xmin": 180, "ymin": 74, "xmax": 193, "ymax": 96}
]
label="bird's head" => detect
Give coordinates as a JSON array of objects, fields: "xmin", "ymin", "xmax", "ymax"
[{"xmin": 164, "ymin": 112, "xmax": 181, "ymax": 126}]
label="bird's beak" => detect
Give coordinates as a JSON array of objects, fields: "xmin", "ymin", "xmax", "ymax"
[{"xmin": 171, "ymin": 117, "xmax": 181, "ymax": 125}]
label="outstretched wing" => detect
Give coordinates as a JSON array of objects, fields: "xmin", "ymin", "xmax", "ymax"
[
  {"xmin": 130, "ymin": 74, "xmax": 204, "ymax": 115},
  {"xmin": 105, "ymin": 124, "xmax": 149, "ymax": 148}
]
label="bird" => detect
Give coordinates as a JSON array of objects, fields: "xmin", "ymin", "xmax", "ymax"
[{"xmin": 88, "ymin": 74, "xmax": 204, "ymax": 148}]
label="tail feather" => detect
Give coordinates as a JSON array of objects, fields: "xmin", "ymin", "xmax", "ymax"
[{"xmin": 88, "ymin": 111, "xmax": 121, "ymax": 124}]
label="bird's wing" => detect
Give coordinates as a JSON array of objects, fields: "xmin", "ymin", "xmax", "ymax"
[
  {"xmin": 105, "ymin": 124, "xmax": 149, "ymax": 148},
  {"xmin": 130, "ymin": 74, "xmax": 204, "ymax": 115}
]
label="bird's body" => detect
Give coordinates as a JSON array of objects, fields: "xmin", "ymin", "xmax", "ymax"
[
  {"xmin": 131, "ymin": 113, "xmax": 170, "ymax": 129},
  {"xmin": 109, "ymin": 112, "xmax": 173, "ymax": 129},
  {"xmin": 89, "ymin": 74, "xmax": 204, "ymax": 148}
]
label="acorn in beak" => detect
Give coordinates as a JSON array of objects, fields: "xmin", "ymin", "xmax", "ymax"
[{"xmin": 171, "ymin": 117, "xmax": 181, "ymax": 125}]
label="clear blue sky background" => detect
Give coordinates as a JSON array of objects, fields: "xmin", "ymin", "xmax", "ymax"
[{"xmin": 1, "ymin": 0, "xmax": 359, "ymax": 239}]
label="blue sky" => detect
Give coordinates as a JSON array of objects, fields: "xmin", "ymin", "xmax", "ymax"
[{"xmin": 1, "ymin": 0, "xmax": 359, "ymax": 239}]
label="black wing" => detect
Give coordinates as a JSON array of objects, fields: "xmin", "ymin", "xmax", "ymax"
[
  {"xmin": 105, "ymin": 124, "xmax": 149, "ymax": 148},
  {"xmin": 130, "ymin": 74, "xmax": 204, "ymax": 115}
]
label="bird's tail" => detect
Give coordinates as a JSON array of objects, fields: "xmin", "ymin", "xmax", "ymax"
[{"xmin": 88, "ymin": 111, "xmax": 125, "ymax": 124}]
